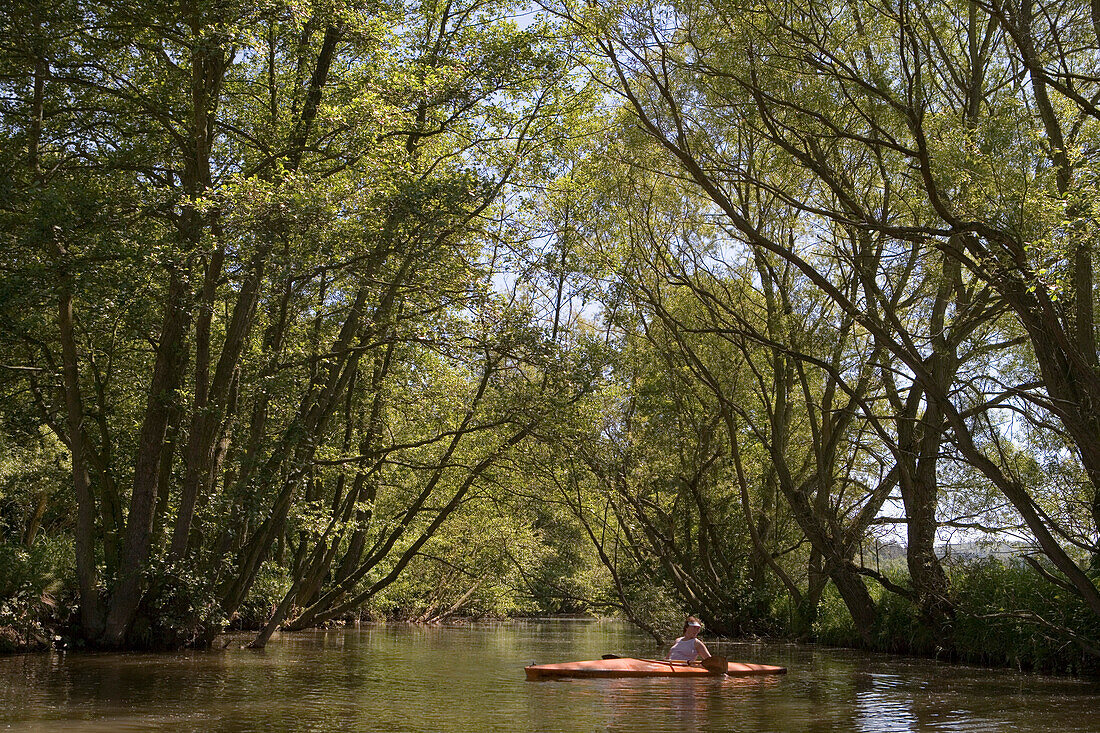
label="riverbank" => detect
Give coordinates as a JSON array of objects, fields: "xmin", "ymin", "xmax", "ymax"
[
  {"xmin": 2, "ymin": 621, "xmax": 1100, "ymax": 732},
  {"xmin": 4, "ymin": 599, "xmax": 1099, "ymax": 681}
]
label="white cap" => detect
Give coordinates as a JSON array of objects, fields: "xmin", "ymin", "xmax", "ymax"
[{"xmin": 687, "ymin": 620, "xmax": 702, "ymax": 627}]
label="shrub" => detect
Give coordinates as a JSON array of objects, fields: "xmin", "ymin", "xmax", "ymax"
[
  {"xmin": 0, "ymin": 535, "xmax": 73, "ymax": 652},
  {"xmin": 950, "ymin": 557, "xmax": 1100, "ymax": 675},
  {"xmin": 232, "ymin": 561, "xmax": 293, "ymax": 631},
  {"xmin": 812, "ymin": 583, "xmax": 860, "ymax": 647}
]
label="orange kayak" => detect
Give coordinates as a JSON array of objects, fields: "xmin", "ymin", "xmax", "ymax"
[{"xmin": 524, "ymin": 657, "xmax": 787, "ymax": 680}]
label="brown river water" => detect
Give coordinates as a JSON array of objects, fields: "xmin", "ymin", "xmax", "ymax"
[{"xmin": 1, "ymin": 619, "xmax": 1098, "ymax": 731}]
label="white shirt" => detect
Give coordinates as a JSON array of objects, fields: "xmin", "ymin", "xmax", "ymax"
[{"xmin": 668, "ymin": 636, "xmax": 698, "ymax": 661}]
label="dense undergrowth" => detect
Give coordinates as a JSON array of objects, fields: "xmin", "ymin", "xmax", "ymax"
[
  {"xmin": 0, "ymin": 537, "xmax": 71, "ymax": 653},
  {"xmin": 811, "ymin": 558, "xmax": 1100, "ymax": 676}
]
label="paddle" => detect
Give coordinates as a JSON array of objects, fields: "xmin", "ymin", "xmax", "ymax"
[
  {"xmin": 701, "ymin": 655, "xmax": 728, "ymax": 674},
  {"xmin": 603, "ymin": 652, "xmax": 728, "ymax": 674}
]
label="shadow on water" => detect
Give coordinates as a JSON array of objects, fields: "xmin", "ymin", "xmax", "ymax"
[{"xmin": 1, "ymin": 619, "xmax": 1098, "ymax": 731}]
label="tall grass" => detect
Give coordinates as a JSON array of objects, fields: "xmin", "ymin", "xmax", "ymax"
[{"xmin": 810, "ymin": 557, "xmax": 1100, "ymax": 675}]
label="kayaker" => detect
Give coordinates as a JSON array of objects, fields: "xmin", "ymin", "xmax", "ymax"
[{"xmin": 667, "ymin": 616, "xmax": 712, "ymax": 663}]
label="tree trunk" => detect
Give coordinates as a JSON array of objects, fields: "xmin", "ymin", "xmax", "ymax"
[
  {"xmin": 54, "ymin": 245, "xmax": 104, "ymax": 639},
  {"xmin": 99, "ymin": 267, "xmax": 193, "ymax": 646}
]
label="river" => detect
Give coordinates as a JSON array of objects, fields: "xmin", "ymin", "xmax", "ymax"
[{"xmin": 0, "ymin": 619, "xmax": 1098, "ymax": 731}]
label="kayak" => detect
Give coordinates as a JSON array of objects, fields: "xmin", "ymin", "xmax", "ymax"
[{"xmin": 524, "ymin": 657, "xmax": 787, "ymax": 680}]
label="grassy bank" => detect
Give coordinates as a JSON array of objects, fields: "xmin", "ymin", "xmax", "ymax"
[{"xmin": 812, "ymin": 557, "xmax": 1100, "ymax": 676}]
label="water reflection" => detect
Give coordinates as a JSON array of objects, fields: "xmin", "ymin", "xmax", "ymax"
[
  {"xmin": 854, "ymin": 674, "xmax": 917, "ymax": 732},
  {"xmin": 0, "ymin": 622, "xmax": 1098, "ymax": 731}
]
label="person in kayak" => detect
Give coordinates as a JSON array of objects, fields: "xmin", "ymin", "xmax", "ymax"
[{"xmin": 668, "ymin": 616, "xmax": 712, "ymax": 663}]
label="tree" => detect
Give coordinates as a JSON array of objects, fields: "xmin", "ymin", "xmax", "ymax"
[
  {"xmin": 0, "ymin": 0, "xmax": 572, "ymax": 648},
  {"xmin": 547, "ymin": 0, "xmax": 1100, "ymax": 634}
]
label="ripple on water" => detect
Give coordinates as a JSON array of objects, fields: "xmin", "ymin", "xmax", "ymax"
[{"xmin": 1, "ymin": 623, "xmax": 1100, "ymax": 732}]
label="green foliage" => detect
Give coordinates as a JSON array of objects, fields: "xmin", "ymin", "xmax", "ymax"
[
  {"xmin": 0, "ymin": 536, "xmax": 72, "ymax": 652},
  {"xmin": 521, "ymin": 502, "xmax": 607, "ymax": 615},
  {"xmin": 809, "ymin": 559, "xmax": 1100, "ymax": 674},
  {"xmin": 0, "ymin": 429, "xmax": 71, "ymax": 543},
  {"xmin": 951, "ymin": 558, "xmax": 1100, "ymax": 675},
  {"xmin": 234, "ymin": 563, "xmax": 294, "ymax": 632},
  {"xmin": 870, "ymin": 590, "xmax": 936, "ymax": 656},
  {"xmin": 811, "ymin": 583, "xmax": 860, "ymax": 648},
  {"xmin": 619, "ymin": 578, "xmax": 685, "ymax": 639},
  {"xmin": 2, "ymin": 0, "xmax": 1100, "ymax": 676},
  {"xmin": 128, "ymin": 558, "xmax": 230, "ymax": 650}
]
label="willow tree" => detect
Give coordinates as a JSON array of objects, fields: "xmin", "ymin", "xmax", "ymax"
[
  {"xmin": 546, "ymin": 0, "xmax": 1100, "ymax": 649},
  {"xmin": 1, "ymin": 0, "xmax": 571, "ymax": 648},
  {"xmin": 574, "ymin": 143, "xmax": 902, "ymax": 640}
]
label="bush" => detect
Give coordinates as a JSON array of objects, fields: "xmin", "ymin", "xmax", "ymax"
[
  {"xmin": 232, "ymin": 561, "xmax": 293, "ymax": 631},
  {"xmin": 0, "ymin": 535, "xmax": 73, "ymax": 652},
  {"xmin": 811, "ymin": 583, "xmax": 860, "ymax": 647},
  {"xmin": 807, "ymin": 557, "xmax": 1100, "ymax": 674},
  {"xmin": 950, "ymin": 557, "xmax": 1100, "ymax": 675},
  {"xmin": 129, "ymin": 557, "xmax": 229, "ymax": 649},
  {"xmin": 870, "ymin": 588, "xmax": 938, "ymax": 656}
]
